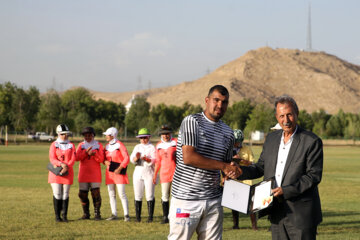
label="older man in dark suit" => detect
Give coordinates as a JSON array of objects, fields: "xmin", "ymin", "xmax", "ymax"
[{"xmin": 238, "ymin": 95, "xmax": 323, "ymax": 240}]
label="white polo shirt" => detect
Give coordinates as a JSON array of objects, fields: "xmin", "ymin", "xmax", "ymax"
[{"xmin": 275, "ymin": 126, "xmax": 298, "ymax": 187}]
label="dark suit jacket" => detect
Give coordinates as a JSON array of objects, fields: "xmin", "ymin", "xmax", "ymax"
[{"xmin": 239, "ymin": 126, "xmax": 323, "ymax": 229}]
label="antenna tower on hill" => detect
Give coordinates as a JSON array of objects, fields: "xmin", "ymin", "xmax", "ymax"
[{"xmin": 306, "ymin": 3, "xmax": 312, "ymax": 51}]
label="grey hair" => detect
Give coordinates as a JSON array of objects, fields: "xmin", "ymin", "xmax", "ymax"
[{"xmin": 274, "ymin": 95, "xmax": 299, "ymax": 115}]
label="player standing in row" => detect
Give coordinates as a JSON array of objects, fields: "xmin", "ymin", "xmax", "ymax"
[
  {"xmin": 75, "ymin": 127, "xmax": 104, "ymax": 220},
  {"xmin": 48, "ymin": 124, "xmax": 76, "ymax": 222},
  {"xmin": 130, "ymin": 128, "xmax": 156, "ymax": 223},
  {"xmin": 103, "ymin": 127, "xmax": 130, "ymax": 222},
  {"xmin": 153, "ymin": 125, "xmax": 177, "ymax": 224}
]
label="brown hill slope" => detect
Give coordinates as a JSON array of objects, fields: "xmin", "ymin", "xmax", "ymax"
[{"xmin": 91, "ymin": 47, "xmax": 360, "ymax": 114}]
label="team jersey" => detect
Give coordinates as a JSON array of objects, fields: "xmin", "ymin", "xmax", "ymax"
[
  {"xmin": 104, "ymin": 139, "xmax": 130, "ymax": 185},
  {"xmin": 76, "ymin": 140, "xmax": 104, "ymax": 183},
  {"xmin": 155, "ymin": 138, "xmax": 177, "ymax": 183},
  {"xmin": 171, "ymin": 112, "xmax": 235, "ymax": 200},
  {"xmin": 48, "ymin": 139, "xmax": 76, "ymax": 185}
]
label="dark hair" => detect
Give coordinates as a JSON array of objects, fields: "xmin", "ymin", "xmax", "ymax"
[
  {"xmin": 274, "ymin": 95, "xmax": 299, "ymax": 115},
  {"xmin": 208, "ymin": 85, "xmax": 229, "ymax": 97},
  {"xmin": 82, "ymin": 126, "xmax": 96, "ymax": 136}
]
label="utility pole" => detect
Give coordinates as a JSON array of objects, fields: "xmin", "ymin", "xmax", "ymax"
[{"xmin": 306, "ymin": 3, "xmax": 312, "ymax": 51}]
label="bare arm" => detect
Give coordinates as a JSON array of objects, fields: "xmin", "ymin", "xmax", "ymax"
[{"xmin": 182, "ymin": 145, "xmax": 242, "ymax": 179}]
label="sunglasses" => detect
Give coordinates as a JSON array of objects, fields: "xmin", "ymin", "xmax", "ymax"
[{"xmin": 139, "ymin": 137, "xmax": 148, "ymax": 139}]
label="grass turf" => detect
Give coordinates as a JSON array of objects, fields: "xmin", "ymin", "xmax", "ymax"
[{"xmin": 0, "ymin": 144, "xmax": 359, "ymax": 239}]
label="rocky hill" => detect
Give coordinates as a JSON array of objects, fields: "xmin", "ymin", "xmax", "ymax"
[{"xmin": 91, "ymin": 47, "xmax": 360, "ymax": 114}]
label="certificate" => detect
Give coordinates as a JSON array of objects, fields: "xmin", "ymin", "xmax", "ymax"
[
  {"xmin": 109, "ymin": 161, "xmax": 127, "ymax": 175},
  {"xmin": 221, "ymin": 178, "xmax": 274, "ymax": 214}
]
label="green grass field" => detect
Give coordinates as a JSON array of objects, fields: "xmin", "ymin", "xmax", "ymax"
[{"xmin": 0, "ymin": 143, "xmax": 359, "ymax": 240}]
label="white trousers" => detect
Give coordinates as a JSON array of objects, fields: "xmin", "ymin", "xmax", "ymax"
[
  {"xmin": 51, "ymin": 183, "xmax": 71, "ymax": 200},
  {"xmin": 133, "ymin": 177, "xmax": 155, "ymax": 201},
  {"xmin": 161, "ymin": 182, "xmax": 171, "ymax": 202},
  {"xmin": 107, "ymin": 184, "xmax": 129, "ymax": 216},
  {"xmin": 168, "ymin": 197, "xmax": 223, "ymax": 240}
]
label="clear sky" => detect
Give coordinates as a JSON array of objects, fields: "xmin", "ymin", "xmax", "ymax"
[{"xmin": 1, "ymin": 0, "xmax": 359, "ymax": 93}]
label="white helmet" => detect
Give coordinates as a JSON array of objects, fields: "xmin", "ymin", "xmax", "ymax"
[{"xmin": 56, "ymin": 124, "xmax": 71, "ymax": 134}]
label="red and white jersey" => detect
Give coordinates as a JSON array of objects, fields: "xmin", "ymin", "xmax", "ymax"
[
  {"xmin": 156, "ymin": 138, "xmax": 177, "ymax": 183},
  {"xmin": 76, "ymin": 140, "xmax": 104, "ymax": 183},
  {"xmin": 48, "ymin": 139, "xmax": 76, "ymax": 185},
  {"xmin": 104, "ymin": 139, "xmax": 130, "ymax": 185}
]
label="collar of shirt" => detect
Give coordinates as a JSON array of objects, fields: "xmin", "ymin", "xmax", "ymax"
[
  {"xmin": 109, "ymin": 138, "xmax": 117, "ymax": 145},
  {"xmin": 280, "ymin": 125, "xmax": 298, "ymax": 147},
  {"xmin": 83, "ymin": 140, "xmax": 99, "ymax": 150},
  {"xmin": 202, "ymin": 112, "xmax": 217, "ymax": 125},
  {"xmin": 55, "ymin": 138, "xmax": 69, "ymax": 144}
]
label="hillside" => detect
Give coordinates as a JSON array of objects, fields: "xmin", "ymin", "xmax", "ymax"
[{"xmin": 91, "ymin": 47, "xmax": 360, "ymax": 114}]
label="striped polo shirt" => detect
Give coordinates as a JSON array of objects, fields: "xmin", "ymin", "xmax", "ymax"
[{"xmin": 171, "ymin": 112, "xmax": 235, "ymax": 200}]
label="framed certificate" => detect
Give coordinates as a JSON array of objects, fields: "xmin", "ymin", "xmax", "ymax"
[{"xmin": 221, "ymin": 178, "xmax": 275, "ymax": 214}]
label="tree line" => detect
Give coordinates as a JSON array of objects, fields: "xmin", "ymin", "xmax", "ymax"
[{"xmin": 1, "ymin": 82, "xmax": 360, "ymax": 140}]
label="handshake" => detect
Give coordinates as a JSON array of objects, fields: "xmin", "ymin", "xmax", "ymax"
[{"xmin": 223, "ymin": 161, "xmax": 243, "ymax": 180}]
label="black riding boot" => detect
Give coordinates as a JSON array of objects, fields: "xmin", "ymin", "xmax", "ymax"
[
  {"xmin": 91, "ymin": 188, "xmax": 102, "ymax": 220},
  {"xmin": 135, "ymin": 200, "xmax": 142, "ymax": 222},
  {"xmin": 78, "ymin": 190, "xmax": 90, "ymax": 219},
  {"xmin": 161, "ymin": 200, "xmax": 169, "ymax": 224},
  {"xmin": 62, "ymin": 198, "xmax": 69, "ymax": 222},
  {"xmin": 147, "ymin": 199, "xmax": 155, "ymax": 223},
  {"xmin": 53, "ymin": 196, "xmax": 63, "ymax": 222},
  {"xmin": 232, "ymin": 210, "xmax": 239, "ymax": 229}
]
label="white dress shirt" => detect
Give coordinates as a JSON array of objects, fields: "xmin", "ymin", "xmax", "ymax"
[{"xmin": 275, "ymin": 126, "xmax": 298, "ymax": 187}]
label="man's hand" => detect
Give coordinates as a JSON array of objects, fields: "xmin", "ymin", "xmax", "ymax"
[
  {"xmin": 104, "ymin": 160, "xmax": 111, "ymax": 166},
  {"xmin": 223, "ymin": 162, "xmax": 242, "ymax": 179},
  {"xmin": 271, "ymin": 187, "xmax": 283, "ymax": 197}
]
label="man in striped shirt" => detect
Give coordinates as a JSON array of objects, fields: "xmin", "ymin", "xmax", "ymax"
[{"xmin": 168, "ymin": 85, "xmax": 242, "ymax": 240}]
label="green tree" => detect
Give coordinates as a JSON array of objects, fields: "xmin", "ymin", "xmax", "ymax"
[
  {"xmin": 298, "ymin": 110, "xmax": 314, "ymax": 131},
  {"xmin": 74, "ymin": 112, "xmax": 91, "ymax": 135},
  {"xmin": 344, "ymin": 113, "xmax": 360, "ymax": 142},
  {"xmin": 244, "ymin": 103, "xmax": 276, "ymax": 137},
  {"xmin": 25, "ymin": 87, "xmax": 41, "ymax": 130},
  {"xmin": 148, "ymin": 104, "xmax": 184, "ymax": 133},
  {"xmin": 94, "ymin": 99, "xmax": 126, "ymax": 128},
  {"xmin": 181, "ymin": 101, "xmax": 203, "ymax": 118},
  {"xmin": 124, "ymin": 96, "xmax": 150, "ymax": 135},
  {"xmin": 325, "ymin": 115, "xmax": 343, "ymax": 137},
  {"xmin": 61, "ymin": 87, "xmax": 96, "ymax": 123},
  {"xmin": 37, "ymin": 89, "xmax": 62, "ymax": 134},
  {"xmin": 0, "ymin": 82, "xmax": 16, "ymax": 128},
  {"xmin": 10, "ymin": 87, "xmax": 28, "ymax": 132},
  {"xmin": 311, "ymin": 109, "xmax": 330, "ymax": 137},
  {"xmin": 93, "ymin": 118, "xmax": 112, "ymax": 136},
  {"xmin": 223, "ymin": 99, "xmax": 254, "ymax": 130}
]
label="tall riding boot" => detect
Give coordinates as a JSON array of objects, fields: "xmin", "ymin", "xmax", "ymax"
[
  {"xmin": 53, "ymin": 196, "xmax": 63, "ymax": 222},
  {"xmin": 62, "ymin": 198, "xmax": 69, "ymax": 222},
  {"xmin": 232, "ymin": 210, "xmax": 239, "ymax": 229},
  {"xmin": 147, "ymin": 198, "xmax": 155, "ymax": 223},
  {"xmin": 135, "ymin": 200, "xmax": 142, "ymax": 222},
  {"xmin": 91, "ymin": 188, "xmax": 102, "ymax": 220},
  {"xmin": 161, "ymin": 200, "xmax": 169, "ymax": 224},
  {"xmin": 78, "ymin": 190, "xmax": 90, "ymax": 219}
]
